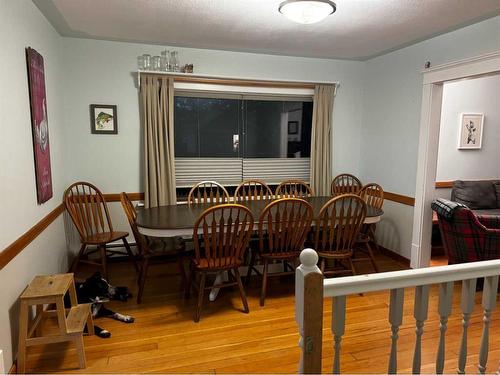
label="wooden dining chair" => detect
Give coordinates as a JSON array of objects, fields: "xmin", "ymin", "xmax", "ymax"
[
  {"xmin": 275, "ymin": 180, "xmax": 314, "ymax": 198},
  {"xmin": 64, "ymin": 182, "xmax": 138, "ymax": 280},
  {"xmin": 187, "ymin": 204, "xmax": 254, "ymax": 322},
  {"xmin": 187, "ymin": 181, "xmax": 230, "ymax": 205},
  {"xmin": 331, "ymin": 174, "xmax": 363, "ymax": 195},
  {"xmin": 354, "ymin": 183, "xmax": 384, "ymax": 272},
  {"xmin": 314, "ymin": 194, "xmax": 367, "ymax": 277},
  {"xmin": 234, "ymin": 179, "xmax": 273, "ymax": 202},
  {"xmin": 247, "ymin": 198, "xmax": 313, "ymax": 306},
  {"xmin": 120, "ymin": 192, "xmax": 187, "ymax": 303}
]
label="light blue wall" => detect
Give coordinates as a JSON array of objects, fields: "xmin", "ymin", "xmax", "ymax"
[
  {"xmin": 360, "ymin": 15, "xmax": 500, "ymax": 258},
  {"xmin": 361, "ymin": 15, "xmax": 500, "ymax": 196},
  {"xmin": 0, "ymin": 0, "xmax": 70, "ymax": 369}
]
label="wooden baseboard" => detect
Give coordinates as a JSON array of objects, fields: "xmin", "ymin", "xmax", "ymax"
[{"xmin": 378, "ymin": 245, "xmax": 410, "ymax": 267}]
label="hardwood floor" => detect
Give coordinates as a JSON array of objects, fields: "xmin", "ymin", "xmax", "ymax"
[{"xmin": 24, "ymin": 253, "xmax": 500, "ymax": 374}]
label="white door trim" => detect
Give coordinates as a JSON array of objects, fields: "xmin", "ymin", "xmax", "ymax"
[{"xmin": 411, "ymin": 50, "xmax": 500, "ymax": 269}]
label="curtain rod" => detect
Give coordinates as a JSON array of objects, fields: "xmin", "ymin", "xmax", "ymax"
[{"xmin": 136, "ymin": 70, "xmax": 339, "ymax": 90}]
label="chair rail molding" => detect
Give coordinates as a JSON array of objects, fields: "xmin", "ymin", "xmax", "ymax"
[
  {"xmin": 412, "ymin": 49, "xmax": 500, "ymax": 269},
  {"xmin": 0, "ymin": 193, "xmax": 144, "ymax": 270}
]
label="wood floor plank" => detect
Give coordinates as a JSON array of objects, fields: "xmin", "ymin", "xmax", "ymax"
[{"xmin": 24, "ymin": 254, "xmax": 500, "ymax": 374}]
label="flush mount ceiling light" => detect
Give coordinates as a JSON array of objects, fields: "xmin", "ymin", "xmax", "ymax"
[{"xmin": 279, "ymin": 0, "xmax": 336, "ymax": 24}]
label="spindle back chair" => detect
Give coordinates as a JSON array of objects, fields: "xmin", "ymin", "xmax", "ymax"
[
  {"xmin": 64, "ymin": 182, "xmax": 137, "ymax": 279},
  {"xmin": 248, "ymin": 198, "xmax": 313, "ymax": 306},
  {"xmin": 354, "ymin": 183, "xmax": 384, "ymax": 272},
  {"xmin": 120, "ymin": 192, "xmax": 187, "ymax": 303},
  {"xmin": 188, "ymin": 204, "xmax": 254, "ymax": 322},
  {"xmin": 275, "ymin": 179, "xmax": 314, "ymax": 198},
  {"xmin": 234, "ymin": 179, "xmax": 273, "ymax": 202},
  {"xmin": 187, "ymin": 180, "xmax": 230, "ymax": 206},
  {"xmin": 331, "ymin": 174, "xmax": 363, "ymax": 195},
  {"xmin": 359, "ymin": 183, "xmax": 384, "ymax": 209},
  {"xmin": 314, "ymin": 194, "xmax": 367, "ymax": 277}
]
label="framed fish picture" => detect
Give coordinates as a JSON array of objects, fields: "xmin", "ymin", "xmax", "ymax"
[
  {"xmin": 90, "ymin": 104, "xmax": 118, "ymax": 134},
  {"xmin": 26, "ymin": 47, "xmax": 53, "ymax": 204}
]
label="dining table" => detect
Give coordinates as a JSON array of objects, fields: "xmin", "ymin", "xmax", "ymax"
[
  {"xmin": 136, "ymin": 196, "xmax": 384, "ymax": 301},
  {"xmin": 135, "ymin": 196, "xmax": 384, "ymax": 238}
]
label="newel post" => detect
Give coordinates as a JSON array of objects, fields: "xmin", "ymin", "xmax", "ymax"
[{"xmin": 296, "ymin": 249, "xmax": 324, "ymax": 374}]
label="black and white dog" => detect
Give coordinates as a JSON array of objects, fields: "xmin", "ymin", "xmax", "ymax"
[{"xmin": 70, "ymin": 272, "xmax": 135, "ymax": 338}]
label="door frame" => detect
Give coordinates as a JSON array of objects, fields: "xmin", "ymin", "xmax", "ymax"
[{"xmin": 411, "ymin": 51, "xmax": 500, "ymax": 268}]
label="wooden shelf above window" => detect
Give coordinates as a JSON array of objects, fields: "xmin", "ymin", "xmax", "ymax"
[{"xmin": 136, "ymin": 70, "xmax": 338, "ymax": 90}]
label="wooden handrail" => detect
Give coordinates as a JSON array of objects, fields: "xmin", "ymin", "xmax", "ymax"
[
  {"xmin": 296, "ymin": 249, "xmax": 500, "ymax": 374},
  {"xmin": 322, "ymin": 258, "xmax": 500, "ymax": 297}
]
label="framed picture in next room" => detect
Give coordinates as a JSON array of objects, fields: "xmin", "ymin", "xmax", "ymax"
[
  {"xmin": 90, "ymin": 104, "xmax": 118, "ymax": 134},
  {"xmin": 458, "ymin": 113, "xmax": 484, "ymax": 149}
]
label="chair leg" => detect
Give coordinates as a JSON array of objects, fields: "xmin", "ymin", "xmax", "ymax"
[
  {"xmin": 35, "ymin": 304, "xmax": 44, "ymax": 337},
  {"xmin": 137, "ymin": 257, "xmax": 150, "ymax": 304},
  {"xmin": 260, "ymin": 259, "xmax": 269, "ymax": 307},
  {"xmin": 365, "ymin": 242, "xmax": 379, "ymax": 273},
  {"xmin": 320, "ymin": 258, "xmax": 326, "ymax": 274},
  {"xmin": 73, "ymin": 335, "xmax": 86, "ymax": 369},
  {"xmin": 234, "ymin": 268, "xmax": 249, "ymax": 313},
  {"xmin": 194, "ymin": 272, "xmax": 206, "ymax": 323},
  {"xmin": 17, "ymin": 301, "xmax": 29, "ymax": 374},
  {"xmin": 99, "ymin": 245, "xmax": 108, "ymax": 280},
  {"xmin": 122, "ymin": 238, "xmax": 139, "ymax": 273},
  {"xmin": 70, "ymin": 244, "xmax": 87, "ymax": 274},
  {"xmin": 246, "ymin": 249, "xmax": 256, "ymax": 285},
  {"xmin": 86, "ymin": 310, "xmax": 95, "ymax": 335},
  {"xmin": 348, "ymin": 257, "xmax": 357, "ymax": 276},
  {"xmin": 177, "ymin": 254, "xmax": 188, "ymax": 292},
  {"xmin": 369, "ymin": 225, "xmax": 381, "ymax": 252},
  {"xmin": 185, "ymin": 261, "xmax": 194, "ymax": 299}
]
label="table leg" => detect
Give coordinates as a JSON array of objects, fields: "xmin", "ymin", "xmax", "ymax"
[{"xmin": 209, "ymin": 271, "xmax": 228, "ymax": 302}]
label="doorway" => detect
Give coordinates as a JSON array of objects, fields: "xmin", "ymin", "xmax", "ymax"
[{"xmin": 410, "ymin": 51, "xmax": 500, "ymax": 269}]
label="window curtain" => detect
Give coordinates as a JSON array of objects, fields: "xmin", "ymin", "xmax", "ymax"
[
  {"xmin": 310, "ymin": 84, "xmax": 335, "ymax": 196},
  {"xmin": 140, "ymin": 76, "xmax": 177, "ymax": 208}
]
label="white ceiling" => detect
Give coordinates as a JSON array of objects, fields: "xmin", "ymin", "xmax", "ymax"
[{"xmin": 34, "ymin": 0, "xmax": 500, "ymax": 60}]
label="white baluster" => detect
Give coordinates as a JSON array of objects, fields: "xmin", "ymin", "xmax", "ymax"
[
  {"xmin": 478, "ymin": 276, "xmax": 499, "ymax": 375},
  {"xmin": 436, "ymin": 281, "xmax": 454, "ymax": 374},
  {"xmin": 295, "ymin": 249, "xmax": 323, "ymax": 374},
  {"xmin": 388, "ymin": 288, "xmax": 404, "ymax": 374},
  {"xmin": 412, "ymin": 285, "xmax": 430, "ymax": 375},
  {"xmin": 458, "ymin": 278, "xmax": 477, "ymax": 375},
  {"xmin": 332, "ymin": 295, "xmax": 346, "ymax": 375}
]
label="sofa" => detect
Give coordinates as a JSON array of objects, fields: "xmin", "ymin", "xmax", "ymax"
[
  {"xmin": 432, "ymin": 198, "xmax": 500, "ymax": 264},
  {"xmin": 451, "ymin": 180, "xmax": 500, "ymax": 216}
]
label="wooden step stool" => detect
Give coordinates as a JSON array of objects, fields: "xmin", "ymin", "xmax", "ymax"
[{"xmin": 17, "ymin": 273, "xmax": 94, "ymax": 373}]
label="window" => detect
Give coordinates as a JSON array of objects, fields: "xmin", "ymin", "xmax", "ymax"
[{"xmin": 173, "ymin": 89, "xmax": 313, "ymax": 188}]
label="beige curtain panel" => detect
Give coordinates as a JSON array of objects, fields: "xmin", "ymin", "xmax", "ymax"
[
  {"xmin": 310, "ymin": 84, "xmax": 335, "ymax": 196},
  {"xmin": 140, "ymin": 76, "xmax": 177, "ymax": 208}
]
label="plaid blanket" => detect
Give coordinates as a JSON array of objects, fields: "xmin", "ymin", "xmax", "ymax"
[
  {"xmin": 431, "ymin": 198, "xmax": 467, "ymax": 221},
  {"xmin": 432, "ymin": 198, "xmax": 500, "ymax": 264}
]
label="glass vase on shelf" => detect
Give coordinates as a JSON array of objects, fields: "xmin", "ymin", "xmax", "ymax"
[
  {"xmin": 137, "ymin": 55, "xmax": 145, "ymax": 70},
  {"xmin": 152, "ymin": 56, "xmax": 161, "ymax": 71},
  {"xmin": 170, "ymin": 51, "xmax": 179, "ymax": 72},
  {"xmin": 142, "ymin": 54, "xmax": 151, "ymax": 70},
  {"xmin": 161, "ymin": 50, "xmax": 170, "ymax": 71}
]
